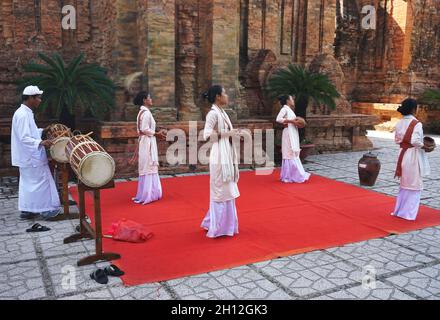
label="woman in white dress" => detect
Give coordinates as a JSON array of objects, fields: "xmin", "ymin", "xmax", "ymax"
[
  {"xmin": 392, "ymin": 98, "xmax": 431, "ymax": 220},
  {"xmin": 276, "ymin": 95, "xmax": 311, "ymax": 183},
  {"xmin": 131, "ymin": 91, "xmax": 166, "ymax": 205},
  {"xmin": 200, "ymin": 85, "xmax": 242, "ymax": 238}
]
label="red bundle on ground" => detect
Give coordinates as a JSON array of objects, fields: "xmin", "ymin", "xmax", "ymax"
[{"xmin": 106, "ymin": 219, "xmax": 154, "ymax": 243}]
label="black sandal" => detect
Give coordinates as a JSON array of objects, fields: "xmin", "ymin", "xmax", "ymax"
[
  {"xmin": 104, "ymin": 264, "xmax": 125, "ymax": 277},
  {"xmin": 90, "ymin": 269, "xmax": 108, "ymax": 284},
  {"xmin": 26, "ymin": 223, "xmax": 51, "ymax": 233}
]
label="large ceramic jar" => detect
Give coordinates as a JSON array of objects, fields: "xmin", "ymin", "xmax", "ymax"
[{"xmin": 358, "ymin": 152, "xmax": 381, "ymax": 186}]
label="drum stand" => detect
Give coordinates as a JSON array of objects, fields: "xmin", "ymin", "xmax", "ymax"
[
  {"xmin": 52, "ymin": 162, "xmax": 79, "ymax": 221},
  {"xmin": 63, "ymin": 180, "xmax": 121, "ymax": 266}
]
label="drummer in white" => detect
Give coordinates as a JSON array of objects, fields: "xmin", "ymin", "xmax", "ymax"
[{"xmin": 11, "ymin": 86, "xmax": 61, "ymax": 220}]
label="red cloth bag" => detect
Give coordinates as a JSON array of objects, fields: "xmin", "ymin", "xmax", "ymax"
[{"xmin": 106, "ymin": 219, "xmax": 153, "ymax": 243}]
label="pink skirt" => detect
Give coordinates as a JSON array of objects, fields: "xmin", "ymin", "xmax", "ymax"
[
  {"xmin": 132, "ymin": 173, "xmax": 162, "ymax": 205},
  {"xmin": 280, "ymin": 158, "xmax": 311, "ymax": 183},
  {"xmin": 392, "ymin": 188, "xmax": 421, "ymax": 221},
  {"xmin": 201, "ymin": 199, "xmax": 239, "ymax": 238}
]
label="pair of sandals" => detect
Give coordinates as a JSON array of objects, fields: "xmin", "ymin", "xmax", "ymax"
[
  {"xmin": 26, "ymin": 223, "xmax": 51, "ymax": 233},
  {"xmin": 90, "ymin": 264, "xmax": 125, "ymax": 284}
]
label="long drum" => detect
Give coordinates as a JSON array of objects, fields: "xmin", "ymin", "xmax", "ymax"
[
  {"xmin": 65, "ymin": 135, "xmax": 115, "ymax": 188},
  {"xmin": 46, "ymin": 124, "xmax": 73, "ymax": 163}
]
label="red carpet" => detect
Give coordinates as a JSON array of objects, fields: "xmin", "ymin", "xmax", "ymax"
[{"xmin": 70, "ymin": 170, "xmax": 440, "ymax": 286}]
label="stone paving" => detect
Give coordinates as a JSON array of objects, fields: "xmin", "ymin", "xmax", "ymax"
[{"xmin": 1, "ymin": 133, "xmax": 440, "ymax": 300}]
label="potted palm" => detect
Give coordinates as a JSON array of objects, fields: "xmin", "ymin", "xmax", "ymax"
[
  {"xmin": 18, "ymin": 52, "xmax": 116, "ymax": 129},
  {"xmin": 266, "ymin": 64, "xmax": 340, "ymax": 162},
  {"xmin": 266, "ymin": 64, "xmax": 340, "ymax": 141}
]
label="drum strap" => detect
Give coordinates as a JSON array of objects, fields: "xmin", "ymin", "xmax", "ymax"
[{"xmin": 395, "ymin": 119, "xmax": 419, "ymax": 178}]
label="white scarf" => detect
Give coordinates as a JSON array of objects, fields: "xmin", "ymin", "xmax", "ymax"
[
  {"xmin": 138, "ymin": 106, "xmax": 159, "ymax": 166},
  {"xmin": 283, "ymin": 105, "xmax": 301, "ymax": 157},
  {"xmin": 212, "ymin": 105, "xmax": 239, "ymax": 183}
]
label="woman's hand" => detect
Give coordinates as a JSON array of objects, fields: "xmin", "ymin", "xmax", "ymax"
[
  {"xmin": 283, "ymin": 119, "xmax": 295, "ymax": 127},
  {"xmin": 422, "ymin": 144, "xmax": 435, "ymax": 152},
  {"xmin": 156, "ymin": 129, "xmax": 168, "ymax": 140}
]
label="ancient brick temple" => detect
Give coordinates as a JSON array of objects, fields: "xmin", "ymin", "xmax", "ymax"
[{"xmin": 1, "ymin": 0, "xmax": 439, "ymax": 177}]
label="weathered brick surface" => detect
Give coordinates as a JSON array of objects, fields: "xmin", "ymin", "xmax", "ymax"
[
  {"xmin": 212, "ymin": 0, "xmax": 241, "ymax": 121},
  {"xmin": 1, "ymin": 0, "xmax": 439, "ymax": 177},
  {"xmin": 176, "ymin": 0, "xmax": 202, "ymax": 121},
  {"xmin": 338, "ymin": 0, "xmax": 440, "ymax": 103},
  {"xmin": 146, "ymin": 0, "xmax": 177, "ymax": 122}
]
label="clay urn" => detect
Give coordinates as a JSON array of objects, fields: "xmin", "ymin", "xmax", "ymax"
[{"xmin": 358, "ymin": 152, "xmax": 381, "ymax": 186}]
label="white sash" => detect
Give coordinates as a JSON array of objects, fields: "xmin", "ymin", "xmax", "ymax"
[
  {"xmin": 283, "ymin": 105, "xmax": 301, "ymax": 156},
  {"xmin": 212, "ymin": 105, "xmax": 239, "ymax": 183},
  {"xmin": 149, "ymin": 115, "xmax": 159, "ymax": 165}
]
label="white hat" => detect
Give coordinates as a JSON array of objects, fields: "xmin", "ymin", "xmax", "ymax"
[{"xmin": 23, "ymin": 86, "xmax": 43, "ymax": 95}]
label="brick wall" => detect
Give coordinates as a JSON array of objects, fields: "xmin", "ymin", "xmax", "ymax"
[
  {"xmin": 146, "ymin": 0, "xmax": 177, "ymax": 122},
  {"xmin": 2, "ymin": 0, "xmax": 440, "ymax": 177}
]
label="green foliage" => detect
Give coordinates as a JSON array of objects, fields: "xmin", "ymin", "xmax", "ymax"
[
  {"xmin": 17, "ymin": 52, "xmax": 115, "ymax": 119},
  {"xmin": 420, "ymin": 88, "xmax": 440, "ymax": 109},
  {"xmin": 266, "ymin": 64, "xmax": 340, "ymax": 111}
]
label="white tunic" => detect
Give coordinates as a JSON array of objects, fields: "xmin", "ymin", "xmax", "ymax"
[
  {"xmin": 136, "ymin": 106, "xmax": 159, "ymax": 176},
  {"xmin": 11, "ymin": 104, "xmax": 60, "ymax": 212},
  {"xmin": 276, "ymin": 105, "xmax": 301, "ymax": 159},
  {"xmin": 11, "ymin": 104, "xmax": 47, "ymax": 167},
  {"xmin": 394, "ymin": 115, "xmax": 430, "ymax": 191},
  {"xmin": 204, "ymin": 105, "xmax": 240, "ymax": 202}
]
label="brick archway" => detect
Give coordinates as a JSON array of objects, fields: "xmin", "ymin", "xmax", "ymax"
[{"xmin": 242, "ymin": 49, "xmax": 279, "ymax": 118}]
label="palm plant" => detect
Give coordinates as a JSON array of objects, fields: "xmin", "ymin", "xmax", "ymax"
[
  {"xmin": 18, "ymin": 52, "xmax": 115, "ymax": 129},
  {"xmin": 420, "ymin": 88, "xmax": 440, "ymax": 108},
  {"xmin": 266, "ymin": 64, "xmax": 340, "ymax": 141}
]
